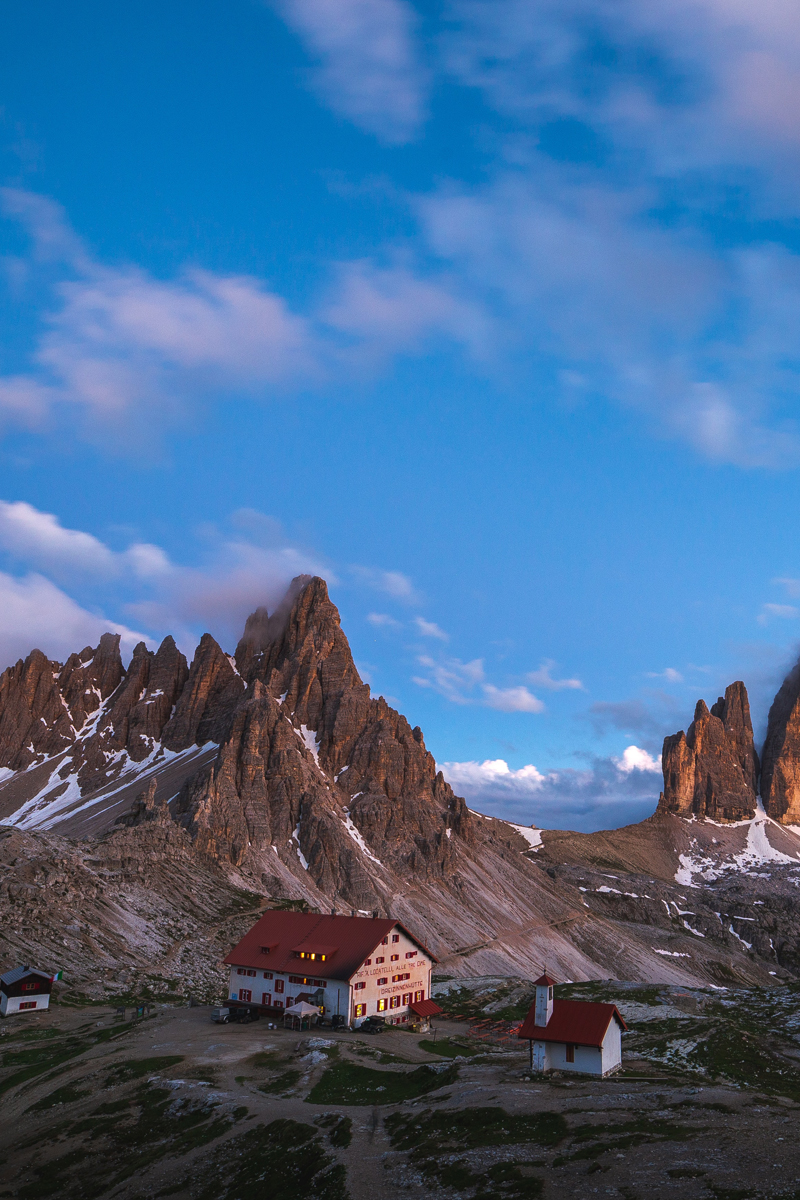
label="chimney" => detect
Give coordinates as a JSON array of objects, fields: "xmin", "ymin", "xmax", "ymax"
[
  {"xmin": 372, "ymin": 910, "xmax": 378, "ymax": 919},
  {"xmin": 350, "ymin": 909, "xmax": 356, "ymax": 918}
]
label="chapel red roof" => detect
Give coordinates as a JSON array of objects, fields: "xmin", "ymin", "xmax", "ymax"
[
  {"xmin": 409, "ymin": 998, "xmax": 443, "ymax": 1018},
  {"xmin": 517, "ymin": 998, "xmax": 627, "ymax": 1047},
  {"xmin": 224, "ymin": 911, "xmax": 437, "ymax": 981},
  {"xmin": 533, "ymin": 973, "xmax": 556, "ymax": 987}
]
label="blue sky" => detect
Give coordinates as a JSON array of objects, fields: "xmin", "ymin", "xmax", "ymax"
[{"xmin": 1, "ymin": 0, "xmax": 800, "ymax": 831}]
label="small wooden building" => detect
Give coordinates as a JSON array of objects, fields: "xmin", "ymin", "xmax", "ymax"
[
  {"xmin": 517, "ymin": 973, "xmax": 627, "ymax": 1076},
  {"xmin": 0, "ymin": 965, "xmax": 59, "ymax": 1016}
]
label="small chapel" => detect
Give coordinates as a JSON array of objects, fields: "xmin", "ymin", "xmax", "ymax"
[{"xmin": 517, "ymin": 973, "xmax": 627, "ymax": 1076}]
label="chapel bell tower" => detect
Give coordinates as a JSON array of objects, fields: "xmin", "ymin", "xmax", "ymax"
[{"xmin": 533, "ymin": 971, "xmax": 555, "ymax": 1026}]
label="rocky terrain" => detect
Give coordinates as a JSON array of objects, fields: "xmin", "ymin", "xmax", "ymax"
[
  {"xmin": 4, "ymin": 982, "xmax": 800, "ymax": 1200},
  {"xmin": 4, "ymin": 576, "xmax": 800, "ymax": 1002}
]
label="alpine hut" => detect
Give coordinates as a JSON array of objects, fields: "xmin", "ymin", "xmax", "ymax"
[
  {"xmin": 517, "ymin": 973, "xmax": 627, "ymax": 1076},
  {"xmin": 224, "ymin": 911, "xmax": 442, "ymax": 1028}
]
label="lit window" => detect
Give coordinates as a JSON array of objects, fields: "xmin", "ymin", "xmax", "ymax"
[
  {"xmin": 390, "ymin": 954, "xmax": 399, "ymax": 961},
  {"xmin": 390, "ymin": 996, "xmax": 401, "ymax": 1008},
  {"xmin": 377, "ymin": 999, "xmax": 387, "ymax": 1012},
  {"xmin": 355, "ymin": 1003, "xmax": 366, "ymax": 1018},
  {"xmin": 402, "ymin": 992, "xmax": 412, "ymax": 1005},
  {"xmin": 414, "ymin": 990, "xmax": 424, "ymax": 1003}
]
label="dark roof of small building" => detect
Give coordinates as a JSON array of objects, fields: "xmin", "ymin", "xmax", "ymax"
[
  {"xmin": 518, "ymin": 998, "xmax": 627, "ymax": 1047},
  {"xmin": 0, "ymin": 965, "xmax": 52, "ymax": 987},
  {"xmin": 533, "ymin": 973, "xmax": 556, "ymax": 987},
  {"xmin": 409, "ymin": 998, "xmax": 443, "ymax": 1018},
  {"xmin": 224, "ymin": 911, "xmax": 437, "ymax": 980}
]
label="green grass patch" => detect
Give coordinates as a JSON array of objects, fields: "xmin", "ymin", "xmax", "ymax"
[
  {"xmin": 258, "ymin": 1069, "xmax": 302, "ymax": 1095},
  {"xmin": 551, "ymin": 1115, "xmax": 702, "ymax": 1166},
  {"xmin": 418, "ymin": 1037, "xmax": 483, "ymax": 1058},
  {"xmin": 307, "ymin": 1061, "xmax": 458, "ymax": 1106},
  {"xmin": 386, "ymin": 1106, "xmax": 566, "ymax": 1154},
  {"xmin": 26, "ymin": 1082, "xmax": 91, "ymax": 1111},
  {"xmin": 386, "ymin": 1108, "xmax": 559, "ymax": 1200},
  {"xmin": 106, "ymin": 1055, "xmax": 184, "ymax": 1082},
  {"xmin": 315, "ymin": 1112, "xmax": 353, "ymax": 1148},
  {"xmin": 177, "ymin": 1119, "xmax": 349, "ymax": 1200},
  {"xmin": 17, "ymin": 1080, "xmax": 242, "ymax": 1200}
]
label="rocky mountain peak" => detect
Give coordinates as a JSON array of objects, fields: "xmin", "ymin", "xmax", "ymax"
[
  {"xmin": 659, "ymin": 681, "xmax": 758, "ymax": 821},
  {"xmin": 761, "ymin": 657, "xmax": 800, "ymax": 823}
]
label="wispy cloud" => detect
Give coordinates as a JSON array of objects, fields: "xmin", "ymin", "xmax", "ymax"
[
  {"xmin": 413, "ymin": 653, "xmax": 545, "ymax": 712},
  {"xmin": 646, "ymin": 667, "xmax": 684, "ymax": 683},
  {"xmin": 351, "ymin": 566, "xmax": 420, "ymax": 604},
  {"xmin": 482, "ymin": 683, "xmax": 545, "ymax": 713},
  {"xmin": 526, "ymin": 658, "xmax": 583, "ymax": 691},
  {"xmin": 367, "ymin": 611, "xmax": 402, "ymax": 628},
  {"xmin": 414, "ymin": 615, "xmax": 448, "ymax": 641},
  {"xmin": 758, "ymin": 602, "xmax": 800, "ymax": 625},
  {"xmin": 270, "ymin": 0, "xmax": 428, "ymax": 144},
  {"xmin": 412, "ymin": 653, "xmax": 485, "ymax": 704}
]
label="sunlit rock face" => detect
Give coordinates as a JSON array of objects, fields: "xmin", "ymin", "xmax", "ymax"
[
  {"xmin": 658, "ymin": 682, "xmax": 759, "ymax": 822},
  {"xmin": 761, "ymin": 658, "xmax": 800, "ymax": 825}
]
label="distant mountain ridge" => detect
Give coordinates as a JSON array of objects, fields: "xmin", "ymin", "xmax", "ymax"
[{"xmin": 4, "ymin": 575, "xmax": 800, "ymax": 1001}]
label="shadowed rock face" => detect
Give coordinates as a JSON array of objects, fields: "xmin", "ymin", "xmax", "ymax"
[
  {"xmin": 179, "ymin": 576, "xmax": 472, "ymax": 906},
  {"xmin": 761, "ymin": 659, "xmax": 800, "ymax": 823},
  {"xmin": 659, "ymin": 682, "xmax": 759, "ymax": 821}
]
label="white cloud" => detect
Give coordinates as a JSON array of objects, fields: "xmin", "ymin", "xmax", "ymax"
[
  {"xmin": 324, "ymin": 260, "xmax": 492, "ymax": 363},
  {"xmin": 526, "ymin": 658, "xmax": 583, "ymax": 690},
  {"xmin": 758, "ymin": 602, "xmax": 800, "ymax": 625},
  {"xmin": 441, "ymin": 749, "xmax": 662, "ymax": 833},
  {"xmin": 0, "ymin": 500, "xmax": 185, "ymax": 587},
  {"xmin": 442, "ymin": 758, "xmax": 546, "ymax": 794},
  {"xmin": 0, "ymin": 190, "xmax": 319, "ymax": 443},
  {"xmin": 367, "ymin": 611, "xmax": 402, "ymax": 628},
  {"xmin": 646, "ymin": 667, "xmax": 684, "ymax": 682},
  {"xmin": 481, "ymin": 683, "xmax": 545, "ymax": 713},
  {"xmin": 414, "ymin": 616, "xmax": 448, "ymax": 641},
  {"xmin": 271, "ymin": 0, "xmax": 428, "ymax": 144},
  {"xmin": 0, "ymin": 500, "xmax": 117, "ymax": 578},
  {"xmin": 614, "ymin": 744, "xmax": 660, "ymax": 773},
  {"xmin": 0, "ymin": 571, "xmax": 145, "ymax": 669},
  {"xmin": 0, "ymin": 499, "xmax": 332, "ymax": 662}
]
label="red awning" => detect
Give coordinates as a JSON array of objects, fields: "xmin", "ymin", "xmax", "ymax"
[{"xmin": 409, "ymin": 999, "xmax": 443, "ymax": 1017}]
